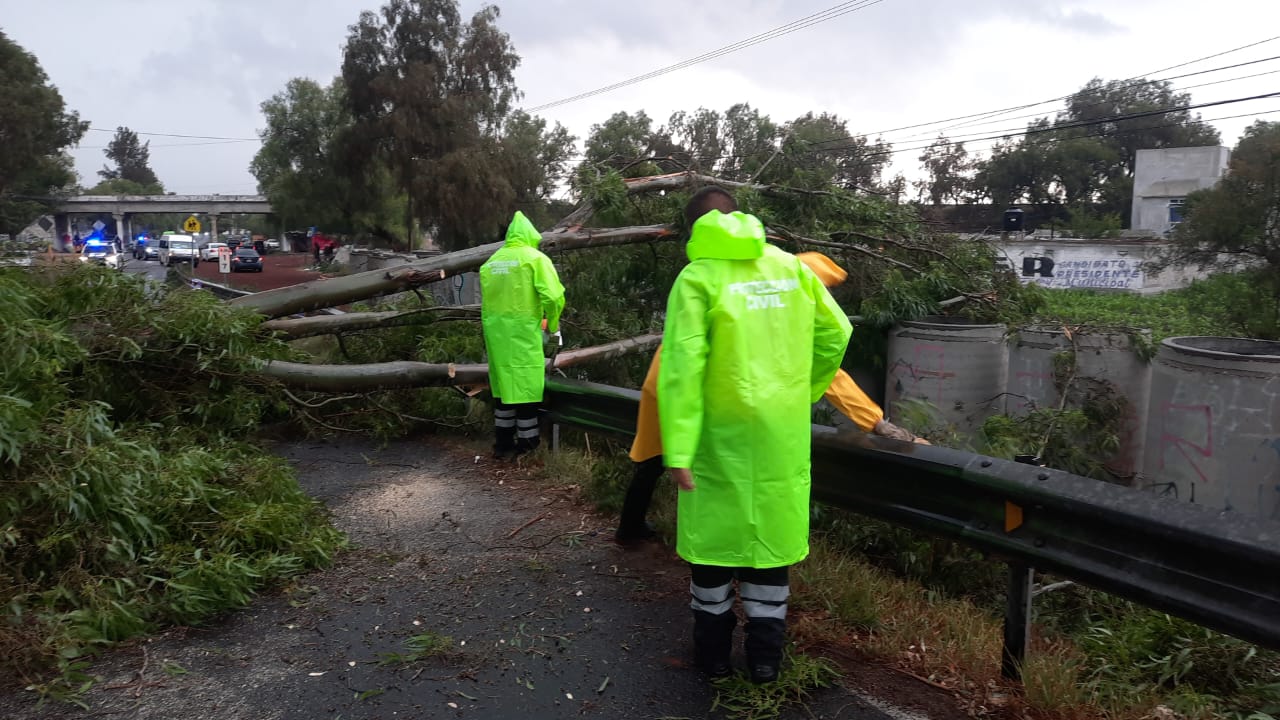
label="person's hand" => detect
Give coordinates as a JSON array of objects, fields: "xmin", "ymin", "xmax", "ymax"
[
  {"xmin": 873, "ymin": 419, "xmax": 918, "ymax": 443},
  {"xmin": 669, "ymin": 467, "xmax": 696, "ymax": 492},
  {"xmin": 551, "ymin": 330, "xmax": 563, "ymax": 347}
]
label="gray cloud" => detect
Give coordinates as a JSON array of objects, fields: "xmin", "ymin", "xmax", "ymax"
[{"xmin": 0, "ymin": 0, "xmax": 1268, "ymax": 194}]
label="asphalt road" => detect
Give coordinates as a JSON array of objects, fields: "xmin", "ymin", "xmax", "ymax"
[
  {"xmin": 123, "ymin": 254, "xmax": 170, "ymax": 285},
  {"xmin": 0, "ymin": 438, "xmax": 950, "ymax": 720}
]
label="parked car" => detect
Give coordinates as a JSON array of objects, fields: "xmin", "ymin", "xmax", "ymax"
[
  {"xmin": 158, "ymin": 233, "xmax": 198, "ymax": 266},
  {"xmin": 264, "ymin": 238, "xmax": 281, "ymax": 251},
  {"xmin": 230, "ymin": 248, "xmax": 262, "ymax": 272},
  {"xmin": 200, "ymin": 242, "xmax": 228, "ymax": 261}
]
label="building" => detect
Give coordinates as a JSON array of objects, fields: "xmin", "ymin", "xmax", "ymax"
[{"xmin": 1131, "ymin": 146, "xmax": 1230, "ymax": 236}]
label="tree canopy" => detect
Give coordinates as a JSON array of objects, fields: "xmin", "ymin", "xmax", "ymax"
[
  {"xmin": 250, "ymin": 77, "xmax": 404, "ymax": 241},
  {"xmin": 919, "ymin": 77, "xmax": 1223, "ymax": 224},
  {"xmin": 96, "ymin": 126, "xmax": 162, "ymax": 191},
  {"xmin": 0, "ymin": 30, "xmax": 87, "ymax": 237},
  {"xmin": 341, "ymin": 0, "xmax": 521, "ymax": 250}
]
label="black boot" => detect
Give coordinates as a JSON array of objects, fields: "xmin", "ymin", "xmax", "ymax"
[
  {"xmin": 616, "ymin": 456, "xmax": 663, "ymax": 544},
  {"xmin": 744, "ymin": 617, "xmax": 786, "ymax": 684},
  {"xmin": 693, "ymin": 609, "xmax": 736, "ymax": 679}
]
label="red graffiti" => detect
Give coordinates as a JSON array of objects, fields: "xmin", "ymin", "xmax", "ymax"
[
  {"xmin": 889, "ymin": 344, "xmax": 955, "ymax": 402},
  {"xmin": 1158, "ymin": 403, "xmax": 1213, "ymax": 485},
  {"xmin": 1010, "ymin": 370, "xmax": 1054, "ymax": 411}
]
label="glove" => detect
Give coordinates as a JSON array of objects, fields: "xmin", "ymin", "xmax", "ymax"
[
  {"xmin": 551, "ymin": 331, "xmax": 563, "ymax": 347},
  {"xmin": 873, "ymin": 419, "xmax": 919, "ymax": 443}
]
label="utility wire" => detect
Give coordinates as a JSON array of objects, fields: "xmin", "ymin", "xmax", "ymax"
[
  {"xmin": 920, "ymin": 34, "xmax": 1280, "ymax": 137},
  {"xmin": 86, "ymin": 127, "xmax": 259, "ymax": 142},
  {"xmin": 697, "ymin": 94, "xmax": 1280, "ymax": 164},
  {"xmin": 793, "ymin": 34, "xmax": 1280, "ymax": 152},
  {"xmin": 884, "ymin": 60, "xmax": 1280, "ymax": 146},
  {"xmin": 524, "ymin": 0, "xmax": 888, "ymax": 113}
]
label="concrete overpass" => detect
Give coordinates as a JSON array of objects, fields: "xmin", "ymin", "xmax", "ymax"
[
  {"xmin": 58, "ymin": 194, "xmax": 273, "ymax": 215},
  {"xmin": 52, "ymin": 195, "xmax": 275, "ymax": 251}
]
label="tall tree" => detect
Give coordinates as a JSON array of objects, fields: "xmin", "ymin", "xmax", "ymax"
[
  {"xmin": 580, "ymin": 111, "xmax": 658, "ymax": 171},
  {"xmin": 718, "ymin": 103, "xmax": 779, "ymax": 182},
  {"xmin": 1167, "ymin": 121, "xmax": 1280, "ymax": 329},
  {"xmin": 0, "ymin": 31, "xmax": 87, "ymax": 237},
  {"xmin": 341, "ymin": 0, "xmax": 520, "ymax": 250},
  {"xmin": 760, "ymin": 112, "xmax": 891, "ymax": 192},
  {"xmin": 251, "ymin": 77, "xmax": 402, "ymax": 238},
  {"xmin": 968, "ymin": 77, "xmax": 1222, "ymax": 219},
  {"xmin": 98, "ymin": 126, "xmax": 161, "ymax": 190},
  {"xmin": 501, "ymin": 110, "xmax": 575, "ymax": 226},
  {"xmin": 663, "ymin": 108, "xmax": 725, "ymax": 173},
  {"xmin": 914, "ymin": 135, "xmax": 973, "ymax": 204}
]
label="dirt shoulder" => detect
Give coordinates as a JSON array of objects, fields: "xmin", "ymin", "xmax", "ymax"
[{"xmin": 0, "ymin": 437, "xmax": 967, "ymax": 719}]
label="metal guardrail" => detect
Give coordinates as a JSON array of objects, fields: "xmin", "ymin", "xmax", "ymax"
[{"xmin": 542, "ymin": 377, "xmax": 1280, "ymax": 678}]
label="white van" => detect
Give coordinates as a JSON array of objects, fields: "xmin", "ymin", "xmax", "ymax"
[{"xmin": 158, "ymin": 234, "xmax": 198, "ymax": 266}]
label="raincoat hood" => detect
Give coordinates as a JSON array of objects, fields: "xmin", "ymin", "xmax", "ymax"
[
  {"xmin": 796, "ymin": 252, "xmax": 848, "ymax": 288},
  {"xmin": 504, "ymin": 211, "xmax": 542, "ymax": 249},
  {"xmin": 686, "ymin": 210, "xmax": 765, "ymax": 262}
]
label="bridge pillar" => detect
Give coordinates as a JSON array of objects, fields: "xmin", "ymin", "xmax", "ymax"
[
  {"xmin": 209, "ymin": 213, "xmax": 219, "ymax": 244},
  {"xmin": 113, "ymin": 214, "xmax": 125, "ymax": 249},
  {"xmin": 53, "ymin": 214, "xmax": 70, "ymax": 252}
]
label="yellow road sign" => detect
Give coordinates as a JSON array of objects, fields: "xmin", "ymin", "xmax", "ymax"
[{"xmin": 183, "ymin": 215, "xmax": 202, "ymax": 233}]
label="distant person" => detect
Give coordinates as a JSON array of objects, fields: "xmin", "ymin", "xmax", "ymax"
[
  {"xmin": 658, "ymin": 187, "xmax": 852, "ymax": 684},
  {"xmin": 478, "ymin": 211, "xmax": 565, "ymax": 459},
  {"xmin": 615, "ymin": 251, "xmax": 926, "ymax": 544}
]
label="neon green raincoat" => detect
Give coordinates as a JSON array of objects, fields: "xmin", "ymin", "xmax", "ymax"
[
  {"xmin": 479, "ymin": 212, "xmax": 566, "ymax": 404},
  {"xmin": 657, "ymin": 211, "xmax": 852, "ymax": 568}
]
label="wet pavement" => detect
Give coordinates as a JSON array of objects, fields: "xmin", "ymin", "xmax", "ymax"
[{"xmin": 0, "ymin": 438, "xmax": 943, "ymax": 719}]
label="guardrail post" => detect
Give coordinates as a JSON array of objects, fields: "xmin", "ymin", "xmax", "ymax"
[
  {"xmin": 1002, "ymin": 562, "xmax": 1034, "ymax": 680},
  {"xmin": 1002, "ymin": 453, "xmax": 1041, "ymax": 681}
]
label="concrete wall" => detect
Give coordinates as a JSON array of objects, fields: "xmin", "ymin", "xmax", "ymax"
[
  {"xmin": 1131, "ymin": 146, "xmax": 1230, "ymax": 235},
  {"xmin": 990, "ymin": 238, "xmax": 1239, "ymax": 294}
]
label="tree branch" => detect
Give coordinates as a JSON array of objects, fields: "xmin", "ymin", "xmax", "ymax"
[
  {"xmin": 768, "ymin": 226, "xmax": 922, "ymax": 274},
  {"xmin": 231, "ymin": 225, "xmax": 675, "ymax": 319},
  {"xmin": 260, "ymin": 334, "xmax": 662, "ymax": 393},
  {"xmin": 260, "ymin": 306, "xmax": 481, "ymax": 339}
]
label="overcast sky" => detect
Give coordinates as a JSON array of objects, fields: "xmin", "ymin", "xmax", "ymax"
[{"xmin": 3, "ymin": 0, "xmax": 1279, "ymax": 196}]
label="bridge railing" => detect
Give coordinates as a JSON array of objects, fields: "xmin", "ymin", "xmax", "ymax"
[{"xmin": 542, "ymin": 377, "xmax": 1280, "ymax": 680}]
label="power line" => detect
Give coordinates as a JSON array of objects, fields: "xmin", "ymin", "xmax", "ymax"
[
  {"xmin": 524, "ymin": 0, "xmax": 888, "ymax": 113},
  {"xmin": 808, "ymin": 34, "xmax": 1280, "ymax": 147},
  {"xmin": 885, "ymin": 65, "xmax": 1280, "ymax": 147},
  {"xmin": 86, "ymin": 127, "xmax": 259, "ymax": 142},
  {"xmin": 77, "ymin": 139, "xmax": 255, "ymax": 150},
  {"xmin": 702, "ymin": 93, "xmax": 1280, "ymax": 165}
]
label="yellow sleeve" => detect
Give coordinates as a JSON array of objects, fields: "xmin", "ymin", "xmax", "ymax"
[
  {"xmin": 629, "ymin": 349, "xmax": 663, "ymax": 462},
  {"xmin": 824, "ymin": 369, "xmax": 884, "ymax": 432}
]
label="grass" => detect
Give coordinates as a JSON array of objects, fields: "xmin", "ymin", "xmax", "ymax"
[
  {"xmin": 376, "ymin": 631, "xmax": 455, "ymax": 666},
  {"xmin": 526, "ymin": 435, "xmax": 1280, "ymax": 720},
  {"xmin": 710, "ymin": 652, "xmax": 840, "ymax": 720},
  {"xmin": 1037, "ymin": 270, "xmax": 1280, "ymax": 341}
]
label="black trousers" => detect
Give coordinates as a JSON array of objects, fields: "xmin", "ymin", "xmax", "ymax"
[
  {"xmin": 493, "ymin": 399, "xmax": 540, "ymax": 454},
  {"xmin": 689, "ymin": 564, "xmax": 790, "ymax": 670},
  {"xmin": 618, "ymin": 455, "xmax": 664, "ymax": 534}
]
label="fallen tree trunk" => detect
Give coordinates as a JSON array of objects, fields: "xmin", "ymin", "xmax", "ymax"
[
  {"xmin": 260, "ymin": 305, "xmax": 480, "ymax": 339},
  {"xmin": 622, "ymin": 171, "xmax": 838, "ymax": 199},
  {"xmin": 231, "ymin": 224, "xmax": 674, "ymax": 319},
  {"xmin": 261, "ymin": 334, "xmax": 662, "ymax": 393}
]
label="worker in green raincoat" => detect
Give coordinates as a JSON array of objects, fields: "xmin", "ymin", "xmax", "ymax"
[
  {"xmin": 658, "ymin": 187, "xmax": 852, "ymax": 684},
  {"xmin": 479, "ymin": 211, "xmax": 565, "ymax": 458}
]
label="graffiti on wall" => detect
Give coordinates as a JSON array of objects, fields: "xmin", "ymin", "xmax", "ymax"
[{"xmin": 1017, "ymin": 256, "xmax": 1145, "ymax": 290}]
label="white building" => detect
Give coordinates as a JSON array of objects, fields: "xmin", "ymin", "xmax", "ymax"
[{"xmin": 1131, "ymin": 146, "xmax": 1230, "ymax": 236}]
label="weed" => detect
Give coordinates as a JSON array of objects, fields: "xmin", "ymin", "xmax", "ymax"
[
  {"xmin": 710, "ymin": 650, "xmax": 839, "ymax": 720},
  {"xmin": 377, "ymin": 631, "xmax": 454, "ymax": 666}
]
